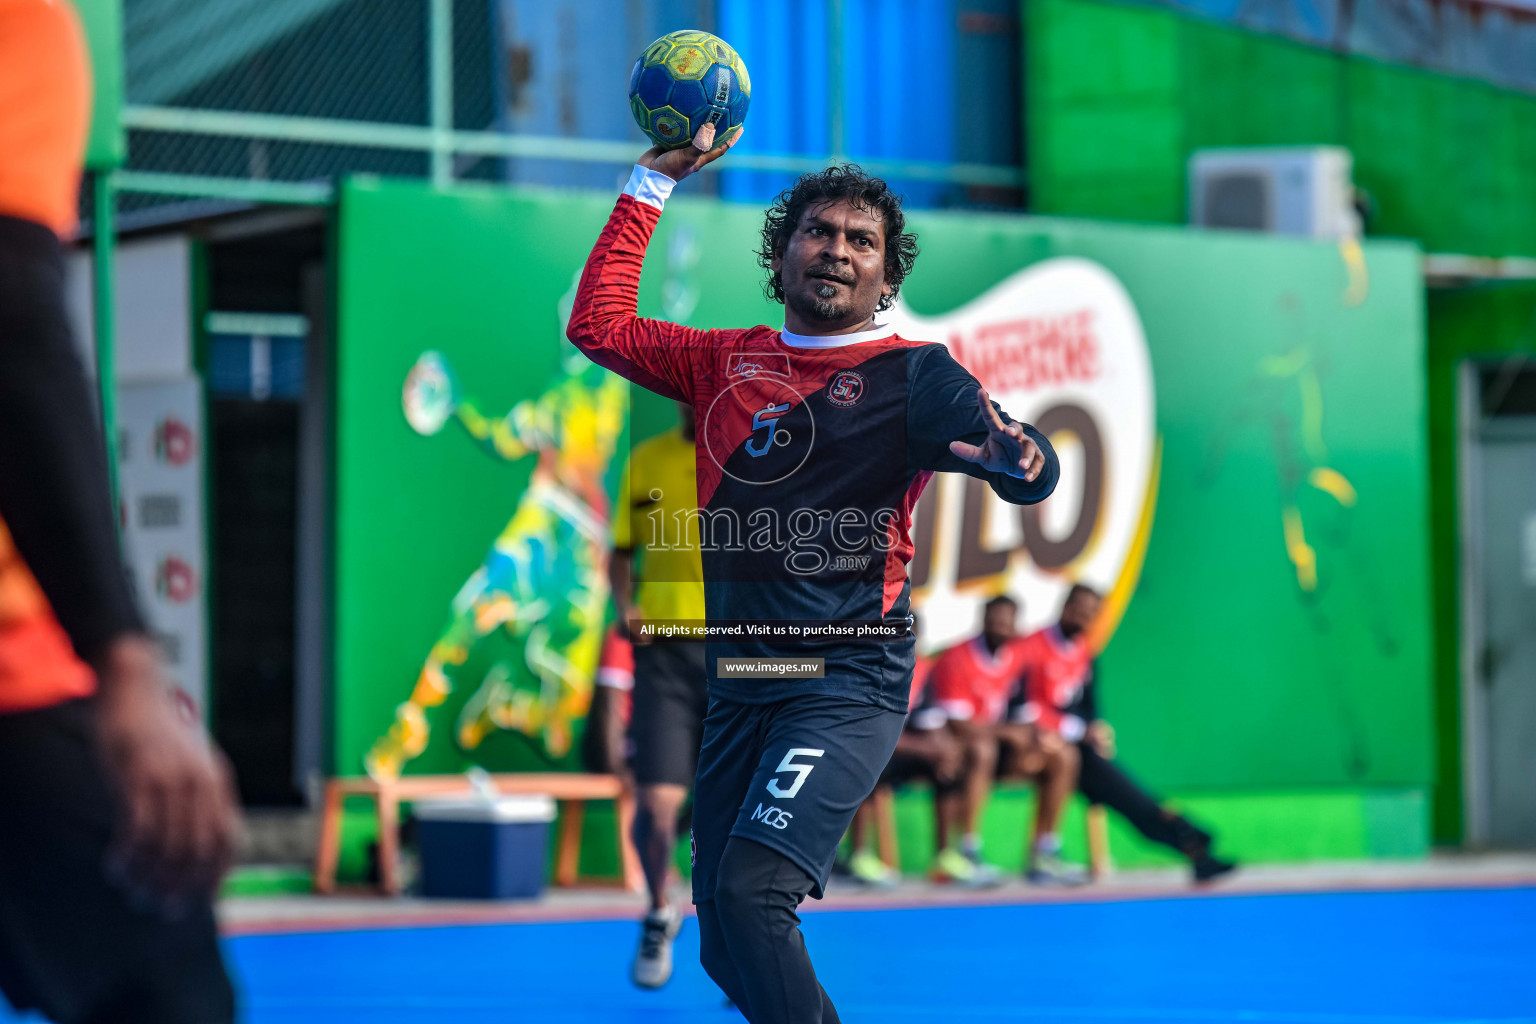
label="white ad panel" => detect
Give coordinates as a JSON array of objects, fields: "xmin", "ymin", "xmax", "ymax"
[{"xmin": 117, "ymin": 378, "xmax": 207, "ymax": 716}]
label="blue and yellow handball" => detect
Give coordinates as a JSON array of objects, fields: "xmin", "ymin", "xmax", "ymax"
[{"xmin": 628, "ymin": 30, "xmax": 749, "ymax": 150}]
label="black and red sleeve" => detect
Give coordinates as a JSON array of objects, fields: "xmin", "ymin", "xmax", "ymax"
[{"xmin": 906, "ymin": 342, "xmax": 1059, "ymax": 505}]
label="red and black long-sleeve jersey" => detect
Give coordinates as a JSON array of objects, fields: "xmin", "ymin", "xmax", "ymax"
[{"xmin": 568, "ymin": 167, "xmax": 1058, "ymax": 712}]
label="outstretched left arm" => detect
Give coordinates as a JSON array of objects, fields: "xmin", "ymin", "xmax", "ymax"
[
  {"xmin": 908, "ymin": 344, "xmax": 1059, "ymax": 505},
  {"xmin": 402, "ymin": 349, "xmax": 542, "ymax": 462}
]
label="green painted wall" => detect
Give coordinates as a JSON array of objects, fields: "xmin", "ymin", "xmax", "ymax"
[
  {"xmin": 337, "ymin": 179, "xmax": 621, "ymax": 780},
  {"xmin": 333, "ymin": 179, "xmax": 1431, "ymax": 874},
  {"xmin": 1025, "ymin": 0, "xmax": 1536, "ymax": 258},
  {"xmin": 1024, "ymin": 0, "xmax": 1536, "ymax": 843},
  {"xmin": 901, "ymin": 215, "xmax": 1431, "ymax": 791}
]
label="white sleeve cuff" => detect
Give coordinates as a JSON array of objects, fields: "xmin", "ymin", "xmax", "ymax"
[
  {"xmin": 910, "ymin": 707, "xmax": 949, "ymax": 732},
  {"xmin": 1013, "ymin": 701, "xmax": 1042, "ymax": 725},
  {"xmin": 939, "ymin": 700, "xmax": 974, "ymax": 721},
  {"xmin": 596, "ymin": 667, "xmax": 633, "ymax": 691},
  {"xmin": 623, "ymin": 164, "xmax": 677, "ymax": 211}
]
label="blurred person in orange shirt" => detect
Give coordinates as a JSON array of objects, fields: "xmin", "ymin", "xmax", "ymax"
[
  {"xmin": 929, "ymin": 594, "xmax": 1085, "ymax": 887},
  {"xmin": 0, "ymin": 2, "xmax": 239, "ymax": 1021},
  {"xmin": 1013, "ymin": 584, "xmax": 1235, "ymax": 884}
]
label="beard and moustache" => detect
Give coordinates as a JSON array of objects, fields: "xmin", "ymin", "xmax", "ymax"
[{"xmin": 785, "ymin": 263, "xmax": 862, "ymax": 323}]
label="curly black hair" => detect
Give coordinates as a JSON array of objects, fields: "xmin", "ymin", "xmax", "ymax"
[{"xmin": 756, "ymin": 164, "xmax": 919, "ymax": 314}]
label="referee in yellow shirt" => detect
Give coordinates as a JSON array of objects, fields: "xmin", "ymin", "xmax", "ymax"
[{"xmin": 608, "ymin": 402, "xmax": 708, "ymax": 989}]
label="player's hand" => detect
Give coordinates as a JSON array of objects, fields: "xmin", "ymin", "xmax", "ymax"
[
  {"xmin": 948, "ymin": 387, "xmax": 1046, "ymax": 482},
  {"xmin": 639, "ymin": 122, "xmax": 744, "ymax": 183},
  {"xmin": 1036, "ymin": 728, "xmax": 1067, "ymax": 757},
  {"xmin": 616, "ymin": 616, "xmax": 651, "ymax": 644},
  {"xmin": 94, "ymin": 635, "xmax": 240, "ymax": 906},
  {"xmin": 1088, "ymin": 720, "xmax": 1116, "ymax": 759}
]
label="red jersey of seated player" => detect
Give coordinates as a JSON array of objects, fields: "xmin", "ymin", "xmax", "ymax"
[
  {"xmin": 596, "ymin": 626, "xmax": 635, "ymax": 724},
  {"xmin": 910, "ymin": 653, "xmax": 932, "ymax": 707},
  {"xmin": 567, "ymin": 171, "xmax": 1057, "ymax": 713},
  {"xmin": 928, "ymin": 636, "xmax": 1029, "ymax": 726},
  {"xmin": 1012, "ymin": 625, "xmax": 1093, "ymax": 738}
]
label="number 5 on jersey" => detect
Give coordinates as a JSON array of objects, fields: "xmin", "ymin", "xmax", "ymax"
[{"xmin": 766, "ymin": 748, "xmax": 824, "ymax": 799}]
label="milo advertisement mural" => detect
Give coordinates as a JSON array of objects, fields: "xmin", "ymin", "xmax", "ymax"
[
  {"xmin": 336, "ymin": 179, "xmax": 1431, "ymax": 809},
  {"xmin": 891, "ymin": 258, "xmax": 1157, "ymax": 652}
]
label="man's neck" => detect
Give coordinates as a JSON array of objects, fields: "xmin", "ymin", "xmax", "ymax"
[{"xmin": 782, "ymin": 312, "xmax": 879, "ymax": 337}]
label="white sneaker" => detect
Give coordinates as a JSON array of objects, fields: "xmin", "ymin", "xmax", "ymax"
[
  {"xmin": 1025, "ymin": 850, "xmax": 1090, "ymax": 887},
  {"xmin": 631, "ymin": 907, "xmax": 682, "ymax": 989}
]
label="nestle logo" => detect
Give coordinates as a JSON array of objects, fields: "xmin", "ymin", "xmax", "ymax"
[
  {"xmin": 950, "ymin": 309, "xmax": 1101, "ymax": 393},
  {"xmin": 727, "ymin": 353, "xmax": 790, "ymax": 379}
]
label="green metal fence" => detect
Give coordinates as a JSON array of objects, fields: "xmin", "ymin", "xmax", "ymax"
[{"xmin": 107, "ymin": 0, "xmax": 1023, "ymax": 216}]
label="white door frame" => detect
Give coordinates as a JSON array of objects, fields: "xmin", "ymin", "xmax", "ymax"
[
  {"xmin": 1457, "ymin": 360, "xmax": 1490, "ymax": 846},
  {"xmin": 1458, "ymin": 358, "xmax": 1536, "ymax": 846}
]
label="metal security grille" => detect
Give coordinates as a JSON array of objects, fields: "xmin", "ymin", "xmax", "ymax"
[
  {"xmin": 109, "ymin": 0, "xmax": 492, "ymax": 221},
  {"xmin": 106, "ymin": 0, "xmax": 1027, "ymax": 225},
  {"xmin": 1124, "ymin": 0, "xmax": 1536, "ymax": 94}
]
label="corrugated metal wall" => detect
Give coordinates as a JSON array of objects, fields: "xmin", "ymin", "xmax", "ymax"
[
  {"xmin": 719, "ymin": 0, "xmax": 1021, "ymax": 208},
  {"xmin": 1025, "ymin": 0, "xmax": 1536, "ymax": 256}
]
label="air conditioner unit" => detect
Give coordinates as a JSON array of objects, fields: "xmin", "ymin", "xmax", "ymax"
[{"xmin": 1189, "ymin": 147, "xmax": 1360, "ymax": 238}]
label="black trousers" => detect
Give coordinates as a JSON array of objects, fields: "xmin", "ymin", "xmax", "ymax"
[
  {"xmin": 1077, "ymin": 742, "xmax": 1209, "ymax": 857},
  {"xmin": 697, "ymin": 837, "xmax": 841, "ymax": 1024},
  {"xmin": 0, "ymin": 701, "xmax": 237, "ymax": 1024}
]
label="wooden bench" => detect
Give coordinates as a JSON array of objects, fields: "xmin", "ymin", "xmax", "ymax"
[
  {"xmin": 313, "ymin": 772, "xmax": 642, "ymax": 896},
  {"xmin": 868, "ymin": 785, "xmax": 1112, "ymax": 878}
]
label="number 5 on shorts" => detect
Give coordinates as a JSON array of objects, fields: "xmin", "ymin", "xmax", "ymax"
[{"xmin": 766, "ymin": 748, "xmax": 824, "ymax": 799}]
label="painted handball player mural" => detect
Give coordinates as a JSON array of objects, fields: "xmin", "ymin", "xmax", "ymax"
[
  {"xmin": 1199, "ymin": 292, "xmax": 1399, "ymax": 778},
  {"xmin": 365, "ymin": 280, "xmax": 626, "ymax": 781}
]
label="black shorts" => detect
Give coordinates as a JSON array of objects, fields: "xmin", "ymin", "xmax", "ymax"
[
  {"xmin": 628, "ymin": 640, "xmax": 708, "ymax": 787},
  {"xmin": 880, "ymin": 746, "xmax": 940, "ymax": 788},
  {"xmin": 690, "ymin": 693, "xmax": 905, "ymax": 903},
  {"xmin": 0, "ymin": 700, "xmax": 236, "ymax": 1024}
]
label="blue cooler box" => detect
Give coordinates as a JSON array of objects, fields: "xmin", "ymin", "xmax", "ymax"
[{"xmin": 413, "ymin": 795, "xmax": 557, "ymax": 899}]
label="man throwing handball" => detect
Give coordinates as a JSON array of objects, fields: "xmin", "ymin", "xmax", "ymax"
[{"xmin": 568, "ymin": 123, "xmax": 1059, "ymax": 1023}]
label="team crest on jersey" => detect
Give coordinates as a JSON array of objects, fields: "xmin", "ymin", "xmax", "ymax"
[
  {"xmin": 727, "ymin": 352, "xmax": 790, "ymax": 379},
  {"xmin": 825, "ymin": 370, "xmax": 866, "ymax": 408}
]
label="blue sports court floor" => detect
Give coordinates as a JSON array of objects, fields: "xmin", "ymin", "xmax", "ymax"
[{"xmin": 5, "ymin": 884, "xmax": 1533, "ymax": 1022}]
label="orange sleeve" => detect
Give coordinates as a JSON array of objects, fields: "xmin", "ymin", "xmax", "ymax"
[
  {"xmin": 0, "ymin": 519, "xmax": 95, "ymax": 713},
  {"xmin": 0, "ymin": 0, "xmax": 92, "ymax": 237}
]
